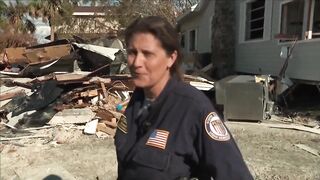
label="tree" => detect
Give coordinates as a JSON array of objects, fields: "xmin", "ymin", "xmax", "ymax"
[
  {"xmin": 0, "ymin": 0, "xmax": 35, "ymax": 33},
  {"xmin": 112, "ymin": 0, "xmax": 176, "ymax": 29},
  {"xmin": 174, "ymin": 0, "xmax": 200, "ymax": 14},
  {"xmin": 29, "ymin": 0, "xmax": 74, "ymax": 41},
  {"xmin": 0, "ymin": 0, "xmax": 37, "ymax": 50},
  {"xmin": 82, "ymin": 0, "xmax": 114, "ymax": 6},
  {"xmin": 5, "ymin": 0, "xmax": 27, "ymax": 30},
  {"xmin": 107, "ymin": 0, "xmax": 199, "ymax": 29},
  {"xmin": 0, "ymin": 0, "xmax": 7, "ymax": 27}
]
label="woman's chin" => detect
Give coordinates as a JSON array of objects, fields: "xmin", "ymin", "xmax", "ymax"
[{"xmin": 132, "ymin": 79, "xmax": 148, "ymax": 88}]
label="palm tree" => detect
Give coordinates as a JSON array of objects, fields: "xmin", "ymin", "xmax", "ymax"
[
  {"xmin": 7, "ymin": 0, "xmax": 27, "ymax": 28},
  {"xmin": 0, "ymin": 0, "xmax": 6, "ymax": 14},
  {"xmin": 3, "ymin": 0, "xmax": 35, "ymax": 33},
  {"xmin": 29, "ymin": 0, "xmax": 74, "ymax": 41},
  {"xmin": 0, "ymin": 0, "xmax": 7, "ymax": 27}
]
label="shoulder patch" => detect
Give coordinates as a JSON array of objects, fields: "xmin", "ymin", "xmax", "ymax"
[
  {"xmin": 204, "ymin": 112, "xmax": 230, "ymax": 141},
  {"xmin": 117, "ymin": 115, "xmax": 128, "ymax": 134}
]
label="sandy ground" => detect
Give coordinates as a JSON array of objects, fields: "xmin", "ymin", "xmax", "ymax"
[{"xmin": 1, "ymin": 120, "xmax": 320, "ymax": 180}]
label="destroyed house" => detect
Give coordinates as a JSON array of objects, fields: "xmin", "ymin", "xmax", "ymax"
[{"xmin": 178, "ymin": 0, "xmax": 320, "ymax": 85}]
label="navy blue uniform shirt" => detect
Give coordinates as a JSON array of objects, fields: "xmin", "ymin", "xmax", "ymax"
[{"xmin": 115, "ymin": 76, "xmax": 253, "ymax": 180}]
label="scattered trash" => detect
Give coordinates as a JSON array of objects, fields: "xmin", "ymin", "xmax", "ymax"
[{"xmin": 84, "ymin": 119, "xmax": 99, "ymax": 135}]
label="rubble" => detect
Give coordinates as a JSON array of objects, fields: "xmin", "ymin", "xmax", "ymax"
[
  {"xmin": 0, "ymin": 38, "xmax": 133, "ymax": 141},
  {"xmin": 0, "ymin": 37, "xmax": 284, "ymax": 147}
]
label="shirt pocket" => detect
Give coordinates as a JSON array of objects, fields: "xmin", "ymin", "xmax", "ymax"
[{"xmin": 132, "ymin": 146, "xmax": 171, "ymax": 171}]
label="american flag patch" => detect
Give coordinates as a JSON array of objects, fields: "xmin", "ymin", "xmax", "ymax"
[{"xmin": 146, "ymin": 129, "xmax": 170, "ymax": 149}]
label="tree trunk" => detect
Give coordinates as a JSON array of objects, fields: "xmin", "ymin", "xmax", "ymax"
[{"xmin": 211, "ymin": 0, "xmax": 235, "ymax": 80}]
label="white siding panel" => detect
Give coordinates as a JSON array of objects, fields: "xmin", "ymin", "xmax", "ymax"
[{"xmin": 235, "ymin": 0, "xmax": 320, "ymax": 82}]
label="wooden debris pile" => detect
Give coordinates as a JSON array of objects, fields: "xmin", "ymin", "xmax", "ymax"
[{"xmin": 0, "ymin": 72, "xmax": 133, "ymax": 140}]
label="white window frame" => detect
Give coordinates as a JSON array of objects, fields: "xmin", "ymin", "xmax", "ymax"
[
  {"xmin": 278, "ymin": 0, "xmax": 320, "ymax": 44},
  {"xmin": 239, "ymin": 0, "xmax": 272, "ymax": 43},
  {"xmin": 278, "ymin": 0, "xmax": 306, "ymax": 41}
]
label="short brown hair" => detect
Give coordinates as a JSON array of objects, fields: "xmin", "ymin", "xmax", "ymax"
[{"xmin": 124, "ymin": 16, "xmax": 182, "ymax": 79}]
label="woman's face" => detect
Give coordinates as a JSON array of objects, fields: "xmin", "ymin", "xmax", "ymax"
[{"xmin": 127, "ymin": 32, "xmax": 176, "ymax": 90}]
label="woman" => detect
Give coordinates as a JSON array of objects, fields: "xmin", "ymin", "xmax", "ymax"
[{"xmin": 115, "ymin": 16, "xmax": 253, "ymax": 180}]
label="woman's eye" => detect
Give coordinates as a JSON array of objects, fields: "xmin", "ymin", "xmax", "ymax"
[
  {"xmin": 142, "ymin": 51, "xmax": 153, "ymax": 58},
  {"xmin": 127, "ymin": 49, "xmax": 136, "ymax": 56}
]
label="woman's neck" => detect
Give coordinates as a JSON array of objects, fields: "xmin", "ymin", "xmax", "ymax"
[{"xmin": 143, "ymin": 74, "xmax": 171, "ymax": 101}]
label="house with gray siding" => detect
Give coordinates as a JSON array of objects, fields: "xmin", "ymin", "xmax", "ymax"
[
  {"xmin": 177, "ymin": 0, "xmax": 214, "ymax": 70},
  {"xmin": 178, "ymin": 0, "xmax": 320, "ymax": 85},
  {"xmin": 236, "ymin": 0, "xmax": 320, "ymax": 84}
]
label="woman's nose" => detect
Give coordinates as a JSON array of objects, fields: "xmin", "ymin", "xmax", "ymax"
[{"xmin": 132, "ymin": 53, "xmax": 143, "ymax": 67}]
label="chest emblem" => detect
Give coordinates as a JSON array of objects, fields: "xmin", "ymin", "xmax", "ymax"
[
  {"xmin": 204, "ymin": 112, "xmax": 230, "ymax": 141},
  {"xmin": 117, "ymin": 115, "xmax": 128, "ymax": 134},
  {"xmin": 146, "ymin": 129, "xmax": 170, "ymax": 150}
]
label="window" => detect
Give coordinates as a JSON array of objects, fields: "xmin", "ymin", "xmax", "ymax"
[
  {"xmin": 312, "ymin": 0, "xmax": 320, "ymax": 38},
  {"xmin": 280, "ymin": 0, "xmax": 319, "ymax": 41},
  {"xmin": 245, "ymin": 0, "xmax": 265, "ymax": 40},
  {"xmin": 280, "ymin": 0, "xmax": 304, "ymax": 40},
  {"xmin": 180, "ymin": 34, "xmax": 185, "ymax": 48},
  {"xmin": 189, "ymin": 30, "xmax": 196, "ymax": 51}
]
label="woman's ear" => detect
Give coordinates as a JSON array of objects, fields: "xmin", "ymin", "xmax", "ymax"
[{"xmin": 167, "ymin": 50, "xmax": 177, "ymax": 68}]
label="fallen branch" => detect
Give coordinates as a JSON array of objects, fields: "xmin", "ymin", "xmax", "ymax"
[
  {"xmin": 294, "ymin": 144, "xmax": 320, "ymax": 157},
  {"xmin": 0, "ymin": 135, "xmax": 50, "ymax": 141}
]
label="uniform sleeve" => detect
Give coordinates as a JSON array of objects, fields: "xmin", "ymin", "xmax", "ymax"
[{"xmin": 195, "ymin": 110, "xmax": 253, "ymax": 180}]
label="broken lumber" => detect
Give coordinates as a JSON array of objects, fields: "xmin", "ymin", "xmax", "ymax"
[
  {"xmin": 23, "ymin": 125, "xmax": 55, "ymax": 131},
  {"xmin": 0, "ymin": 135, "xmax": 50, "ymax": 141},
  {"xmin": 100, "ymin": 82, "xmax": 108, "ymax": 99},
  {"xmin": 0, "ymin": 122, "xmax": 17, "ymax": 130},
  {"xmin": 101, "ymin": 118, "xmax": 117, "ymax": 128},
  {"xmin": 226, "ymin": 121, "xmax": 320, "ymax": 135},
  {"xmin": 97, "ymin": 123, "xmax": 116, "ymax": 137},
  {"xmin": 0, "ymin": 89, "xmax": 25, "ymax": 101},
  {"xmin": 266, "ymin": 124, "xmax": 320, "ymax": 135},
  {"xmin": 80, "ymin": 89, "xmax": 98, "ymax": 97},
  {"xmin": 88, "ymin": 77, "xmax": 111, "ymax": 84},
  {"xmin": 294, "ymin": 144, "xmax": 320, "ymax": 157}
]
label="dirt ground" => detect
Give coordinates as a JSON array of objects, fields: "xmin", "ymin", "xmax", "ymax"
[{"xmin": 1, "ymin": 117, "xmax": 319, "ymax": 180}]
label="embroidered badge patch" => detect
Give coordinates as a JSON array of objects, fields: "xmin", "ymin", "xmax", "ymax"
[
  {"xmin": 204, "ymin": 112, "xmax": 230, "ymax": 141},
  {"xmin": 146, "ymin": 129, "xmax": 170, "ymax": 150},
  {"xmin": 117, "ymin": 115, "xmax": 128, "ymax": 134}
]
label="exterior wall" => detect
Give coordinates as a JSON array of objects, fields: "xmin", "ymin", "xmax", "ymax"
[
  {"xmin": 179, "ymin": 1, "xmax": 215, "ymax": 55},
  {"xmin": 179, "ymin": 15, "xmax": 201, "ymax": 54},
  {"xmin": 235, "ymin": 0, "xmax": 320, "ymax": 82}
]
